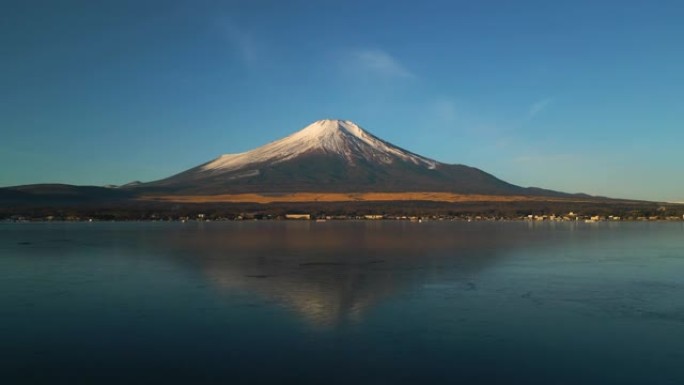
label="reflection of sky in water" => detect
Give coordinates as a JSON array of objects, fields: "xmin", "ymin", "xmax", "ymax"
[{"xmin": 1, "ymin": 221, "xmax": 683, "ymax": 384}]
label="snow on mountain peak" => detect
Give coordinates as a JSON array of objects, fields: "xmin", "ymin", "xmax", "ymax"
[
  {"xmin": 200, "ymin": 119, "xmax": 439, "ymax": 173},
  {"xmin": 298, "ymin": 119, "xmax": 365, "ymax": 137}
]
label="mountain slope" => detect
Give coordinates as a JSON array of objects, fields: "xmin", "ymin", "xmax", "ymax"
[
  {"xmin": 0, "ymin": 184, "xmax": 134, "ymax": 205},
  {"xmin": 130, "ymin": 119, "xmax": 561, "ymax": 196}
]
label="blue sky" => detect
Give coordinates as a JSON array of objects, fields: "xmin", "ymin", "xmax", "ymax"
[{"xmin": 2, "ymin": 0, "xmax": 683, "ymax": 201}]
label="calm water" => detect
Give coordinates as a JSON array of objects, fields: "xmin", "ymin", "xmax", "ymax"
[{"xmin": 1, "ymin": 221, "xmax": 683, "ymax": 384}]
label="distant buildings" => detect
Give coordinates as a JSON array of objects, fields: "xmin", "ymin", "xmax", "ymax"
[{"xmin": 285, "ymin": 214, "xmax": 311, "ymax": 220}]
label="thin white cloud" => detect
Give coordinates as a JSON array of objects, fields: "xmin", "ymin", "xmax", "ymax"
[
  {"xmin": 528, "ymin": 98, "xmax": 553, "ymax": 118},
  {"xmin": 219, "ymin": 19, "xmax": 258, "ymax": 66},
  {"xmin": 432, "ymin": 99, "xmax": 458, "ymax": 123},
  {"xmin": 349, "ymin": 49, "xmax": 414, "ymax": 79},
  {"xmin": 513, "ymin": 153, "xmax": 580, "ymax": 164}
]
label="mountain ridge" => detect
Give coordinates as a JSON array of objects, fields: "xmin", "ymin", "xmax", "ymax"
[
  {"xmin": 1, "ymin": 119, "xmax": 618, "ymax": 204},
  {"xmin": 129, "ymin": 119, "xmax": 562, "ymax": 196}
]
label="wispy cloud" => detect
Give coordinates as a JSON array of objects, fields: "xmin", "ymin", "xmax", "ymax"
[
  {"xmin": 349, "ymin": 49, "xmax": 414, "ymax": 79},
  {"xmin": 431, "ymin": 99, "xmax": 458, "ymax": 123},
  {"xmin": 218, "ymin": 19, "xmax": 258, "ymax": 66},
  {"xmin": 528, "ymin": 98, "xmax": 553, "ymax": 118},
  {"xmin": 513, "ymin": 153, "xmax": 580, "ymax": 164}
]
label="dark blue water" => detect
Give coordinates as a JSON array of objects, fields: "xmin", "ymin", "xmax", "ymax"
[{"xmin": 1, "ymin": 221, "xmax": 683, "ymax": 384}]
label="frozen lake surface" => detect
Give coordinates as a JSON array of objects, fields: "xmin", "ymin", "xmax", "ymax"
[{"xmin": 1, "ymin": 221, "xmax": 683, "ymax": 384}]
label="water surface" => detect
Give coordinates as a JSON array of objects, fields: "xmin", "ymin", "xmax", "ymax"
[{"xmin": 1, "ymin": 221, "xmax": 683, "ymax": 384}]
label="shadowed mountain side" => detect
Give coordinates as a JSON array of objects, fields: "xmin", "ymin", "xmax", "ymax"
[{"xmin": 134, "ymin": 151, "xmax": 557, "ymax": 196}]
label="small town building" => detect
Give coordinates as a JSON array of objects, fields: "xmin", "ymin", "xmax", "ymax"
[{"xmin": 285, "ymin": 214, "xmax": 311, "ymax": 220}]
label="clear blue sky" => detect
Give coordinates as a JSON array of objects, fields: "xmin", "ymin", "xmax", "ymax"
[{"xmin": 2, "ymin": 0, "xmax": 683, "ymax": 202}]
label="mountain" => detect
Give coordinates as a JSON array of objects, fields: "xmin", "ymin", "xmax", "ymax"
[
  {"xmin": 129, "ymin": 119, "xmax": 559, "ymax": 196},
  {"xmin": 0, "ymin": 184, "xmax": 133, "ymax": 205},
  {"xmin": 3, "ymin": 119, "xmax": 672, "ymax": 216}
]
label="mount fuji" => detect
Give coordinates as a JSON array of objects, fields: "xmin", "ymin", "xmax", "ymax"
[{"xmin": 127, "ymin": 119, "xmax": 561, "ymax": 197}]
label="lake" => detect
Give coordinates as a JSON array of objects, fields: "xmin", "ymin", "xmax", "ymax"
[{"xmin": 1, "ymin": 221, "xmax": 683, "ymax": 384}]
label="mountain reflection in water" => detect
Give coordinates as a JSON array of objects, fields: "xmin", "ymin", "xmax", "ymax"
[{"xmin": 160, "ymin": 221, "xmax": 567, "ymax": 326}]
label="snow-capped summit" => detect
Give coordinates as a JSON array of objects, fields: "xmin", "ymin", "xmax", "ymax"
[
  {"xmin": 200, "ymin": 119, "xmax": 438, "ymax": 173},
  {"xmin": 134, "ymin": 118, "xmax": 531, "ymax": 195}
]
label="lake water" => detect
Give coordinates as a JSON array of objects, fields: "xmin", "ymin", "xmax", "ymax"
[{"xmin": 1, "ymin": 221, "xmax": 683, "ymax": 384}]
